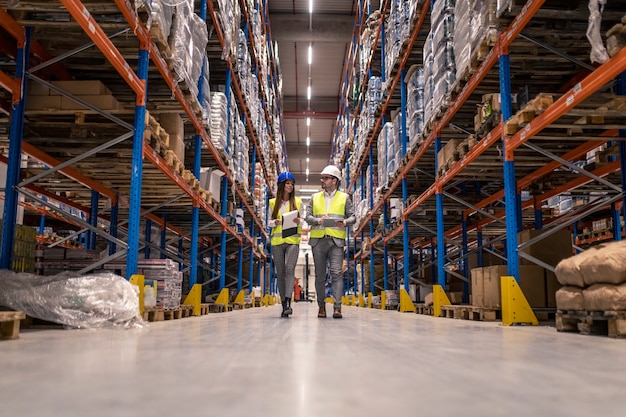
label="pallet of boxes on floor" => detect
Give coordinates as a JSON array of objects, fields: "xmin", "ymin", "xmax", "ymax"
[
  {"xmin": 554, "ymin": 240, "xmax": 626, "ymax": 338},
  {"xmin": 103, "ymin": 259, "xmax": 192, "ymax": 321}
]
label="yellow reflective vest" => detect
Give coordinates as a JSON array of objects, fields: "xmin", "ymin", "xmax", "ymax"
[
  {"xmin": 269, "ymin": 197, "xmax": 302, "ymax": 246},
  {"xmin": 309, "ymin": 191, "xmax": 347, "ymax": 239}
]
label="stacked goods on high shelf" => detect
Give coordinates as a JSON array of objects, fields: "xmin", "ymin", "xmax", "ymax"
[
  {"xmin": 349, "ymin": 76, "xmax": 382, "ymax": 180},
  {"xmin": 423, "ymin": 0, "xmax": 456, "ymax": 127},
  {"xmin": 209, "ymin": 91, "xmax": 229, "ymax": 153},
  {"xmin": 374, "ymin": 109, "xmax": 402, "ymax": 190},
  {"xmin": 356, "ymin": 11, "xmax": 381, "ymax": 105},
  {"xmin": 26, "ymin": 80, "xmax": 122, "ymax": 112},
  {"xmin": 169, "ymin": 0, "xmax": 208, "ymax": 100},
  {"xmin": 606, "ymin": 14, "xmax": 626, "ymax": 57},
  {"xmin": 225, "ymin": 90, "xmax": 250, "ymax": 193},
  {"xmin": 405, "ymin": 65, "xmax": 425, "ymax": 150},
  {"xmin": 453, "ymin": 1, "xmax": 497, "ymax": 86},
  {"xmin": 253, "ymin": 162, "xmax": 268, "ymax": 227},
  {"xmin": 352, "ymin": 174, "xmax": 368, "ymax": 229},
  {"xmin": 555, "ymin": 240, "xmax": 626, "ymax": 337},
  {"xmin": 383, "ymin": 0, "xmax": 419, "ymax": 87},
  {"xmin": 215, "ymin": 0, "xmax": 241, "ymax": 60},
  {"xmin": 0, "ymin": 224, "xmax": 36, "ymax": 273},
  {"xmin": 330, "ymin": 115, "xmax": 353, "ymax": 166}
]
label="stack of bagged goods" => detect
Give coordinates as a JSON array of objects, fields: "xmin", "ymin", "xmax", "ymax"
[{"xmin": 555, "ymin": 240, "xmax": 626, "ymax": 312}]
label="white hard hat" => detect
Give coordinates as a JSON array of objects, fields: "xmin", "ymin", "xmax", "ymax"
[{"xmin": 321, "ymin": 165, "xmax": 342, "ymax": 180}]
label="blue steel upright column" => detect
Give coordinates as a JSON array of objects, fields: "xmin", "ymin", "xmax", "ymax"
[
  {"xmin": 500, "ymin": 46, "xmax": 519, "ymax": 280},
  {"xmin": 0, "ymin": 28, "xmax": 30, "ymax": 269},
  {"xmin": 435, "ymin": 136, "xmax": 446, "ymax": 287},
  {"xmin": 617, "ymin": 73, "xmax": 626, "ymax": 233},
  {"xmin": 109, "ymin": 193, "xmax": 119, "ymax": 256},
  {"xmin": 400, "ymin": 68, "xmax": 410, "ymax": 290},
  {"xmin": 125, "ymin": 42, "xmax": 149, "ymax": 277},
  {"xmin": 88, "ymin": 190, "xmax": 99, "ymax": 250}
]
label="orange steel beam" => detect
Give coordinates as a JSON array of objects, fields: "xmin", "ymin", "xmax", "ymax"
[
  {"xmin": 144, "ymin": 143, "xmax": 243, "ymax": 245},
  {"xmin": 60, "ymin": 0, "xmax": 145, "ymax": 100},
  {"xmin": 538, "ymin": 161, "xmax": 620, "ymax": 202},
  {"xmin": 3, "ymin": 150, "xmax": 200, "ymax": 243},
  {"xmin": 0, "ymin": 7, "xmax": 72, "ymax": 80},
  {"xmin": 22, "ymin": 141, "xmax": 117, "ymax": 202},
  {"xmin": 0, "ymin": 69, "xmax": 19, "ymax": 96},
  {"xmin": 507, "ymin": 46, "xmax": 626, "ymax": 151},
  {"xmin": 445, "ymin": 161, "xmax": 621, "ymax": 242}
]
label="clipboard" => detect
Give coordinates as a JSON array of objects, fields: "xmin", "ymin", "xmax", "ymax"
[
  {"xmin": 281, "ymin": 210, "xmax": 299, "ymax": 238},
  {"xmin": 322, "ymin": 218, "xmax": 340, "ymax": 227}
]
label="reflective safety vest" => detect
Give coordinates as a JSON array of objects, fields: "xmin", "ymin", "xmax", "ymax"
[
  {"xmin": 309, "ymin": 191, "xmax": 347, "ymax": 239},
  {"xmin": 269, "ymin": 197, "xmax": 302, "ymax": 246}
]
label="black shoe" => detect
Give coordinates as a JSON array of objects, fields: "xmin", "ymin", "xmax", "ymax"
[
  {"xmin": 285, "ymin": 298, "xmax": 293, "ymax": 315},
  {"xmin": 281, "ymin": 299, "xmax": 290, "ymax": 318}
]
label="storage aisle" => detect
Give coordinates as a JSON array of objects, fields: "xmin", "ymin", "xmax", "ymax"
[{"xmin": 1, "ymin": 304, "xmax": 625, "ymax": 417}]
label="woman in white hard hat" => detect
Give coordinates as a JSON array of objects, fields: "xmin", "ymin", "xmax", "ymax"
[
  {"xmin": 305, "ymin": 165, "xmax": 355, "ymax": 318},
  {"xmin": 269, "ymin": 172, "xmax": 302, "ymax": 317}
]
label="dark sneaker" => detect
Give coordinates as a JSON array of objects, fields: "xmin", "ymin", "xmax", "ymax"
[
  {"xmin": 333, "ymin": 308, "xmax": 342, "ymax": 319},
  {"xmin": 318, "ymin": 305, "xmax": 326, "ymax": 318}
]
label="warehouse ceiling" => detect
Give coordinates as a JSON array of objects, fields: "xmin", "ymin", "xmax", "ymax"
[{"xmin": 269, "ymin": 0, "xmax": 379, "ymax": 195}]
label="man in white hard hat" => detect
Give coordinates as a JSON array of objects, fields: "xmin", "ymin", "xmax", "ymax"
[{"xmin": 305, "ymin": 165, "xmax": 355, "ymax": 318}]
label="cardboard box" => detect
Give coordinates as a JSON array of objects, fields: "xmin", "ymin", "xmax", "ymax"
[
  {"xmin": 482, "ymin": 265, "xmax": 546, "ymax": 308},
  {"xmin": 518, "ymin": 229, "xmax": 572, "ymax": 268},
  {"xmin": 51, "ymin": 80, "xmax": 112, "ymax": 96},
  {"xmin": 61, "ymin": 95, "xmax": 120, "ymax": 111},
  {"xmin": 25, "ymin": 95, "xmax": 62, "ymax": 110},
  {"xmin": 159, "ymin": 113, "xmax": 185, "ymax": 162},
  {"xmin": 470, "ymin": 267, "xmax": 484, "ymax": 307}
]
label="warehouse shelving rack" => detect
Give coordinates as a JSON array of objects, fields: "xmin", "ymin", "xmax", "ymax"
[
  {"xmin": 0, "ymin": 0, "xmax": 283, "ymax": 304},
  {"xmin": 335, "ymin": 0, "xmax": 626, "ymax": 319}
]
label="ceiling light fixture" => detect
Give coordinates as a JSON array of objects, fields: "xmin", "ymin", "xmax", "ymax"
[
  {"xmin": 309, "ymin": 0, "xmax": 313, "ymax": 14},
  {"xmin": 306, "ymin": 136, "xmax": 310, "ymax": 146},
  {"xmin": 308, "ymin": 44, "xmax": 312, "ymax": 65},
  {"xmin": 305, "ymin": 168, "xmax": 309, "ymax": 176},
  {"xmin": 306, "ymin": 117, "xmax": 311, "ymax": 126},
  {"xmin": 307, "ymin": 85, "xmax": 311, "ymax": 100}
]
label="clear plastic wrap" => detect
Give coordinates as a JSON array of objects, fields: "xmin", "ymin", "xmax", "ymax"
[
  {"xmin": 587, "ymin": 0, "xmax": 610, "ymax": 64},
  {"xmin": 0, "ymin": 270, "xmax": 144, "ymax": 329}
]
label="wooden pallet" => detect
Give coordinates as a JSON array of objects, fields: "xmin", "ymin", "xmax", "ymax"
[
  {"xmin": 143, "ymin": 307, "xmax": 164, "ymax": 322},
  {"xmin": 180, "ymin": 304, "xmax": 194, "ymax": 318},
  {"xmin": 207, "ymin": 303, "xmax": 227, "ymax": 313},
  {"xmin": 415, "ymin": 303, "xmax": 433, "ymax": 316},
  {"xmin": 199, "ymin": 303, "xmax": 209, "ymax": 315},
  {"xmin": 504, "ymin": 93, "xmax": 554, "ymax": 134},
  {"xmin": 1, "ymin": 311, "xmax": 26, "ymax": 340},
  {"xmin": 556, "ymin": 310, "xmax": 626, "ymax": 338},
  {"xmin": 440, "ymin": 305, "xmax": 500, "ymax": 321}
]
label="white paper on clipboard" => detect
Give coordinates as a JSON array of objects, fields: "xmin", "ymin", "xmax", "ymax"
[{"xmin": 281, "ymin": 210, "xmax": 299, "ymax": 238}]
